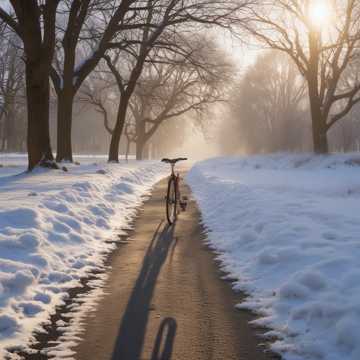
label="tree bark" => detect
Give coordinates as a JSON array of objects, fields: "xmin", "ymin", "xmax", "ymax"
[
  {"xmin": 108, "ymin": 97, "xmax": 129, "ymax": 162},
  {"xmin": 56, "ymin": 90, "xmax": 74, "ymax": 162},
  {"xmin": 136, "ymin": 140, "xmax": 144, "ymax": 160},
  {"xmin": 307, "ymin": 75, "xmax": 328, "ymax": 153},
  {"xmin": 125, "ymin": 139, "xmax": 130, "ymax": 162},
  {"xmin": 0, "ymin": 1, "xmax": 60, "ymax": 170},
  {"xmin": 307, "ymin": 29, "xmax": 329, "ymax": 154},
  {"xmin": 26, "ymin": 60, "xmax": 54, "ymax": 170},
  {"xmin": 136, "ymin": 118, "xmax": 146, "ymax": 160},
  {"xmin": 0, "ymin": 105, "xmax": 7, "ymax": 150},
  {"xmin": 308, "ymin": 95, "xmax": 329, "ymax": 153}
]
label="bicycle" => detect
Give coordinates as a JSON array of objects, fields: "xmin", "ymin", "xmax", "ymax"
[{"xmin": 161, "ymin": 157, "xmax": 188, "ymax": 225}]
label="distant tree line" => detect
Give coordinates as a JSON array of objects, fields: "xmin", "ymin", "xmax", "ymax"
[
  {"xmin": 220, "ymin": 51, "xmax": 360, "ymax": 155},
  {"xmin": 0, "ymin": 26, "xmax": 26, "ymax": 152}
]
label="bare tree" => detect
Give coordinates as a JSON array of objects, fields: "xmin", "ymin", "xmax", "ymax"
[
  {"xmin": 0, "ymin": 1, "xmax": 60, "ymax": 170},
  {"xmin": 51, "ymin": 0, "xmax": 244, "ymax": 162},
  {"xmin": 244, "ymin": 0, "xmax": 360, "ymax": 153},
  {"xmin": 220, "ymin": 51, "xmax": 309, "ymax": 154},
  {"xmin": 0, "ymin": 28, "xmax": 25, "ymax": 151},
  {"xmin": 328, "ymin": 103, "xmax": 360, "ymax": 152},
  {"xmin": 50, "ymin": 0, "xmax": 139, "ymax": 162},
  {"xmin": 148, "ymin": 114, "xmax": 188, "ymax": 158},
  {"xmin": 129, "ymin": 38, "xmax": 233, "ymax": 159},
  {"xmin": 78, "ymin": 65, "xmax": 117, "ymax": 131},
  {"xmin": 79, "ymin": 67, "xmax": 137, "ymax": 160},
  {"xmin": 124, "ymin": 121, "xmax": 136, "ymax": 161},
  {"xmin": 80, "ymin": 35, "xmax": 232, "ymax": 160},
  {"xmin": 98, "ymin": 0, "xmax": 247, "ymax": 162}
]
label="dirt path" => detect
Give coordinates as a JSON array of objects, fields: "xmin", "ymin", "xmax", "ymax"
[{"xmin": 74, "ymin": 177, "xmax": 278, "ymax": 360}]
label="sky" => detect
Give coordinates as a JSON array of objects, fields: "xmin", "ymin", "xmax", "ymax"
[{"xmin": 215, "ymin": 28, "xmax": 261, "ymax": 72}]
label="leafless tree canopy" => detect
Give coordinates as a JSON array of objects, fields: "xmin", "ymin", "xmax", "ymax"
[
  {"xmin": 219, "ymin": 51, "xmax": 311, "ymax": 154},
  {"xmin": 0, "ymin": 0, "xmax": 250, "ymax": 168},
  {"xmin": 2, "ymin": 1, "xmax": 360, "ymax": 162},
  {"xmin": 80, "ymin": 34, "xmax": 233, "ymax": 159},
  {"xmin": 243, "ymin": 0, "xmax": 360, "ymax": 153}
]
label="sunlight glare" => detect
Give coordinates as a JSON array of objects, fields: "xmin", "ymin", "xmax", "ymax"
[{"xmin": 308, "ymin": 1, "xmax": 332, "ymax": 28}]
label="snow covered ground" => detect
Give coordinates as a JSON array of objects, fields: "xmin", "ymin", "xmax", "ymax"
[
  {"xmin": 187, "ymin": 154, "xmax": 360, "ymax": 360},
  {"xmin": 0, "ymin": 154, "xmax": 166, "ymax": 357}
]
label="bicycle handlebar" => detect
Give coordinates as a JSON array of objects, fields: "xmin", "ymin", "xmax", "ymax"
[{"xmin": 161, "ymin": 157, "xmax": 188, "ymax": 164}]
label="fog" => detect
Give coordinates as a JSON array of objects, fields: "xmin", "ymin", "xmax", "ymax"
[
  {"xmin": 164, "ymin": 123, "xmax": 222, "ymax": 162},
  {"xmin": 57, "ymin": 44, "xmax": 360, "ymax": 159}
]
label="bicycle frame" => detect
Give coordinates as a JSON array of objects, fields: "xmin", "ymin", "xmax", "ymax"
[
  {"xmin": 162, "ymin": 157, "xmax": 187, "ymax": 225},
  {"xmin": 169, "ymin": 165, "xmax": 180, "ymax": 201},
  {"xmin": 170, "ymin": 163, "xmax": 176, "ymax": 177}
]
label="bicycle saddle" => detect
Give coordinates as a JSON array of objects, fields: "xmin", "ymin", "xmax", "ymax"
[{"xmin": 161, "ymin": 157, "xmax": 187, "ymax": 164}]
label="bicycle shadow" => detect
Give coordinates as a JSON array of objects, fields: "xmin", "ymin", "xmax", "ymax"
[
  {"xmin": 150, "ymin": 317, "xmax": 177, "ymax": 360},
  {"xmin": 111, "ymin": 220, "xmax": 176, "ymax": 360}
]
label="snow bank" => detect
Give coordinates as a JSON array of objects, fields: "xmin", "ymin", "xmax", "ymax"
[
  {"xmin": 0, "ymin": 155, "xmax": 166, "ymax": 356},
  {"xmin": 187, "ymin": 154, "xmax": 360, "ymax": 360}
]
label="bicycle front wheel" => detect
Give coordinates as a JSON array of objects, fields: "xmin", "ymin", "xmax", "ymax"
[{"xmin": 166, "ymin": 177, "xmax": 177, "ymax": 225}]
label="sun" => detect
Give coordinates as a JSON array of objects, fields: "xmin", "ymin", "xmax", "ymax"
[{"xmin": 308, "ymin": 1, "xmax": 332, "ymax": 28}]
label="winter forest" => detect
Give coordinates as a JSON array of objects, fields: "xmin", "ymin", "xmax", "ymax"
[{"xmin": 1, "ymin": 1, "xmax": 360, "ymax": 360}]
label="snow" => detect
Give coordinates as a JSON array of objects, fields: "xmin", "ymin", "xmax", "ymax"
[
  {"xmin": 0, "ymin": 154, "xmax": 166, "ymax": 356},
  {"xmin": 187, "ymin": 153, "xmax": 360, "ymax": 360}
]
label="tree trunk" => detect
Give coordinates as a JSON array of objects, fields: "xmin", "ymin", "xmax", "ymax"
[
  {"xmin": 136, "ymin": 119, "xmax": 146, "ymax": 160},
  {"xmin": 307, "ymin": 29, "xmax": 329, "ymax": 154},
  {"xmin": 310, "ymin": 109, "xmax": 328, "ymax": 153},
  {"xmin": 125, "ymin": 139, "xmax": 130, "ymax": 162},
  {"xmin": 0, "ymin": 138, "xmax": 5, "ymax": 151},
  {"xmin": 108, "ymin": 98, "xmax": 129, "ymax": 162},
  {"xmin": 307, "ymin": 81, "xmax": 328, "ymax": 154},
  {"xmin": 26, "ymin": 61, "xmax": 54, "ymax": 170},
  {"xmin": 0, "ymin": 107, "xmax": 5, "ymax": 149},
  {"xmin": 56, "ymin": 91, "xmax": 74, "ymax": 162},
  {"xmin": 136, "ymin": 140, "xmax": 144, "ymax": 160}
]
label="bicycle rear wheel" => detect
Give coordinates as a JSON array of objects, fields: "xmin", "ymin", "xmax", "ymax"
[{"xmin": 166, "ymin": 177, "xmax": 177, "ymax": 225}]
